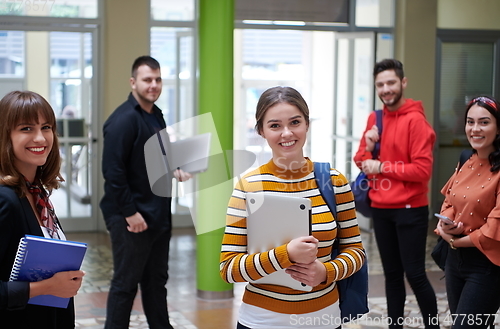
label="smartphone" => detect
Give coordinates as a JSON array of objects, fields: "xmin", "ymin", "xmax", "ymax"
[{"xmin": 434, "ymin": 213, "xmax": 455, "ymax": 225}]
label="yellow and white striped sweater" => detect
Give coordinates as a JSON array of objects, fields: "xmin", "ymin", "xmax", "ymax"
[{"xmin": 220, "ymin": 158, "xmax": 366, "ymax": 314}]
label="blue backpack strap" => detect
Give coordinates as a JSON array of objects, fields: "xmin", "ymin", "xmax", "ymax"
[
  {"xmin": 314, "ymin": 162, "xmax": 337, "ymax": 220},
  {"xmin": 314, "ymin": 162, "xmax": 339, "ymax": 250},
  {"xmin": 372, "ymin": 109, "xmax": 383, "ymax": 159},
  {"xmin": 375, "ymin": 109, "xmax": 383, "ymax": 134},
  {"xmin": 315, "ymin": 163, "xmax": 369, "ymax": 321}
]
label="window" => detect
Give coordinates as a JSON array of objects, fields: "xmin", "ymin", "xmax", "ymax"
[
  {"xmin": 151, "ymin": 0, "xmax": 194, "ymax": 21},
  {"xmin": 356, "ymin": 0, "xmax": 394, "ymax": 27},
  {"xmin": 0, "ymin": 31, "xmax": 24, "ymax": 77}
]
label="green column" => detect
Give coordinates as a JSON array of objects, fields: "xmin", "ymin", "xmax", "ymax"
[{"xmin": 196, "ymin": 0, "xmax": 234, "ymax": 299}]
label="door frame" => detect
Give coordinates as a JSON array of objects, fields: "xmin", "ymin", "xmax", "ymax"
[
  {"xmin": 0, "ymin": 24, "xmax": 101, "ymax": 231},
  {"xmin": 431, "ymin": 29, "xmax": 500, "ymax": 215}
]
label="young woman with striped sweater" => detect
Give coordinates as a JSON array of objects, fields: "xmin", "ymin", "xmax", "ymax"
[{"xmin": 220, "ymin": 86, "xmax": 366, "ymax": 329}]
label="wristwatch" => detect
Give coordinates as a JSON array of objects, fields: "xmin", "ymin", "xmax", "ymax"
[{"xmin": 449, "ymin": 238, "xmax": 457, "ymax": 250}]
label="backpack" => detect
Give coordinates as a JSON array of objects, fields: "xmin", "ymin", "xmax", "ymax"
[
  {"xmin": 314, "ymin": 162, "xmax": 369, "ymax": 323},
  {"xmin": 350, "ymin": 110, "xmax": 383, "ymax": 218}
]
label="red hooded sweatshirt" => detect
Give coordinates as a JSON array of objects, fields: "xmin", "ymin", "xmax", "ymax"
[{"xmin": 353, "ymin": 99, "xmax": 436, "ymax": 209}]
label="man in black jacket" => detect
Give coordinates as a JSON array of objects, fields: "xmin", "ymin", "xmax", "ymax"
[{"xmin": 100, "ymin": 56, "xmax": 190, "ymax": 329}]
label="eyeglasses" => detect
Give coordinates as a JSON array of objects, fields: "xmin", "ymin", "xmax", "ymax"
[{"xmin": 469, "ymin": 96, "xmax": 498, "ymax": 111}]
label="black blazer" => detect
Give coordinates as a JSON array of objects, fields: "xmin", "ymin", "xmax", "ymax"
[{"xmin": 0, "ymin": 185, "xmax": 75, "ymax": 329}]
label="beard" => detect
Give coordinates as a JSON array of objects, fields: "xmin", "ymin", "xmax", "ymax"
[{"xmin": 379, "ymin": 89, "xmax": 403, "ymax": 107}]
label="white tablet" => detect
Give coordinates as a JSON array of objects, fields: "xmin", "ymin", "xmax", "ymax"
[
  {"xmin": 246, "ymin": 192, "xmax": 312, "ymax": 291},
  {"xmin": 167, "ymin": 132, "xmax": 212, "ymax": 174}
]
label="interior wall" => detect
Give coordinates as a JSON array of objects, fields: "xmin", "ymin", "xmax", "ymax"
[
  {"xmin": 394, "ymin": 0, "xmax": 437, "ymax": 124},
  {"xmin": 103, "ymin": 0, "xmax": 150, "ymax": 120},
  {"xmin": 26, "ymin": 32, "xmax": 50, "ymax": 99},
  {"xmin": 438, "ymin": 0, "xmax": 500, "ymax": 30}
]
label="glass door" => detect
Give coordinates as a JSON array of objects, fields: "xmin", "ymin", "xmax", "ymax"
[
  {"xmin": 151, "ymin": 27, "xmax": 196, "ymax": 226},
  {"xmin": 333, "ymin": 32, "xmax": 375, "ymax": 178},
  {"xmin": 0, "ymin": 29, "xmax": 98, "ymax": 231},
  {"xmin": 234, "ymin": 28, "xmax": 312, "ymax": 170},
  {"xmin": 50, "ymin": 31, "xmax": 97, "ymax": 231},
  {"xmin": 333, "ymin": 32, "xmax": 375, "ymax": 230}
]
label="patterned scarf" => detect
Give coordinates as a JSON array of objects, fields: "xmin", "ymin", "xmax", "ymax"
[{"xmin": 25, "ymin": 178, "xmax": 61, "ymax": 239}]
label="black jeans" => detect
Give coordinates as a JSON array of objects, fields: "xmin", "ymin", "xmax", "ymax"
[
  {"xmin": 445, "ymin": 246, "xmax": 500, "ymax": 329},
  {"xmin": 104, "ymin": 215, "xmax": 173, "ymax": 329},
  {"xmin": 372, "ymin": 207, "xmax": 439, "ymax": 329}
]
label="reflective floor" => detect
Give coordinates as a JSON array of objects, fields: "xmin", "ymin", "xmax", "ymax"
[{"xmin": 67, "ymin": 222, "xmax": 500, "ymax": 329}]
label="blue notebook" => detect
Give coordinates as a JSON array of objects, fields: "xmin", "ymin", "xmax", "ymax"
[{"xmin": 9, "ymin": 234, "xmax": 87, "ymax": 308}]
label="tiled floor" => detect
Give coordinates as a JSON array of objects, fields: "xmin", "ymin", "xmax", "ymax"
[{"xmin": 67, "ymin": 223, "xmax": 500, "ymax": 329}]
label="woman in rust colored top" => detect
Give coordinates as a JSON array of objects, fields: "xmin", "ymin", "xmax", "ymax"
[{"xmin": 436, "ymin": 96, "xmax": 500, "ymax": 329}]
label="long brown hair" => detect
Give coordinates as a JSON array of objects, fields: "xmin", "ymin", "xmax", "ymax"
[{"xmin": 0, "ymin": 90, "xmax": 63, "ymax": 195}]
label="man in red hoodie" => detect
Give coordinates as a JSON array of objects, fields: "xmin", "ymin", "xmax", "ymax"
[{"xmin": 353, "ymin": 59, "xmax": 439, "ymax": 329}]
